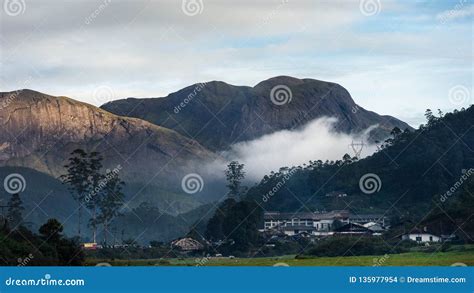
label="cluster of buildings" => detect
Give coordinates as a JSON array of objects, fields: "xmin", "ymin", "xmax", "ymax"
[
  {"xmin": 261, "ymin": 210, "xmax": 450, "ymax": 244},
  {"xmin": 83, "ymin": 210, "xmax": 448, "ymax": 253},
  {"xmin": 261, "ymin": 210, "xmax": 388, "ymax": 237}
]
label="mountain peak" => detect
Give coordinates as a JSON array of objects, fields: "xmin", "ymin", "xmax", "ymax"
[
  {"xmin": 102, "ymin": 76, "xmax": 412, "ymax": 151},
  {"xmin": 0, "ymin": 89, "xmax": 214, "ymax": 176},
  {"xmin": 1, "ymin": 89, "xmax": 88, "ymax": 108},
  {"xmin": 254, "ymin": 76, "xmax": 307, "ymax": 89}
]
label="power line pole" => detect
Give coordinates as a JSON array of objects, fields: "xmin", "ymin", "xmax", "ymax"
[{"xmin": 349, "ymin": 140, "xmax": 366, "ymax": 159}]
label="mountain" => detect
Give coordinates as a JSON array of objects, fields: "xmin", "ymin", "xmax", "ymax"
[
  {"xmin": 201, "ymin": 107, "xmax": 473, "ymax": 253},
  {"xmin": 0, "ymin": 89, "xmax": 216, "ymax": 214},
  {"xmin": 0, "ymin": 166, "xmax": 75, "ymax": 231},
  {"xmin": 112, "ymin": 202, "xmax": 216, "ymax": 244},
  {"xmin": 102, "ymin": 76, "xmax": 412, "ymax": 151},
  {"xmin": 0, "ymin": 166, "xmax": 214, "ymax": 243},
  {"xmin": 0, "ymin": 81, "xmax": 414, "ymax": 242},
  {"xmin": 245, "ymin": 106, "xmax": 474, "ymax": 231}
]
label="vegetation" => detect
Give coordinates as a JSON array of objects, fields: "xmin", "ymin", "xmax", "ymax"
[
  {"xmin": 60, "ymin": 149, "xmax": 101, "ymax": 239},
  {"xmin": 246, "ymin": 106, "xmax": 474, "ymax": 237},
  {"xmin": 0, "ymin": 218, "xmax": 84, "ymax": 266},
  {"xmin": 199, "ymin": 106, "xmax": 473, "ymax": 258},
  {"xmin": 7, "ymin": 193, "xmax": 24, "ymax": 230},
  {"xmin": 225, "ymin": 161, "xmax": 246, "ymax": 198},
  {"xmin": 97, "ymin": 169, "xmax": 125, "ymax": 245},
  {"xmin": 61, "ymin": 149, "xmax": 125, "ymax": 243},
  {"xmin": 204, "ymin": 161, "xmax": 263, "ymax": 255},
  {"xmin": 0, "ymin": 183, "xmax": 84, "ymax": 266},
  {"xmin": 305, "ymin": 236, "xmax": 405, "ymax": 257},
  {"xmin": 86, "ymin": 244, "xmax": 474, "ymax": 267}
]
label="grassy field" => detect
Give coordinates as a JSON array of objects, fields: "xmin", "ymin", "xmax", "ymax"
[{"xmin": 87, "ymin": 248, "xmax": 474, "ymax": 266}]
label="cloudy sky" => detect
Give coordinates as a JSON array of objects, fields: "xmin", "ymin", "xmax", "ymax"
[{"xmin": 0, "ymin": 0, "xmax": 472, "ymax": 126}]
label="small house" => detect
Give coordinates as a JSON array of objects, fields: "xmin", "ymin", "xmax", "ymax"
[
  {"xmin": 333, "ymin": 223, "xmax": 373, "ymax": 235},
  {"xmin": 401, "ymin": 228, "xmax": 441, "ymax": 243},
  {"xmin": 171, "ymin": 237, "xmax": 204, "ymax": 251}
]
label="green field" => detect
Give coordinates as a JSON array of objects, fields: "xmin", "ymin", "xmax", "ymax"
[{"xmin": 87, "ymin": 249, "xmax": 474, "ymax": 267}]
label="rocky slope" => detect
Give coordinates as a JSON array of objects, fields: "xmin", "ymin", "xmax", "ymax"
[
  {"xmin": 102, "ymin": 76, "xmax": 412, "ymax": 151},
  {"xmin": 0, "ymin": 89, "xmax": 216, "ymax": 213}
]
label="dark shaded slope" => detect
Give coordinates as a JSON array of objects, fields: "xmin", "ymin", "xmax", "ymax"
[
  {"xmin": 102, "ymin": 76, "xmax": 411, "ymax": 151},
  {"xmin": 245, "ymin": 106, "xmax": 474, "ymax": 221}
]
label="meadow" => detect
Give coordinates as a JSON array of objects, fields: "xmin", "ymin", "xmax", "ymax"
[{"xmin": 87, "ymin": 245, "xmax": 474, "ymax": 267}]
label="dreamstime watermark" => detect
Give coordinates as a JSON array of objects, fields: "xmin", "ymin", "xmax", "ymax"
[
  {"xmin": 17, "ymin": 253, "xmax": 34, "ymax": 267},
  {"xmin": 351, "ymin": 105, "xmax": 360, "ymax": 114},
  {"xmin": 262, "ymin": 168, "xmax": 298, "ymax": 203},
  {"xmin": 372, "ymin": 254, "xmax": 389, "ymax": 267},
  {"xmin": 359, "ymin": 173, "xmax": 381, "ymax": 194},
  {"xmin": 260, "ymin": 0, "xmax": 289, "ymax": 27},
  {"xmin": 3, "ymin": 173, "xmax": 26, "ymax": 194},
  {"xmin": 181, "ymin": 173, "xmax": 204, "ymax": 194},
  {"xmin": 84, "ymin": 0, "xmax": 112, "ymax": 25},
  {"xmin": 92, "ymin": 86, "xmax": 115, "ymax": 105},
  {"xmin": 273, "ymin": 262, "xmax": 290, "ymax": 267},
  {"xmin": 448, "ymin": 85, "xmax": 471, "ymax": 106},
  {"xmin": 195, "ymin": 254, "xmax": 210, "ymax": 266},
  {"xmin": 451, "ymin": 262, "xmax": 467, "ymax": 267},
  {"xmin": 181, "ymin": 0, "xmax": 204, "ymax": 16},
  {"xmin": 270, "ymin": 85, "xmax": 293, "ymax": 106},
  {"xmin": 1, "ymin": 91, "xmax": 21, "ymax": 111},
  {"xmin": 0, "ymin": 77, "xmax": 34, "ymax": 111},
  {"xmin": 359, "ymin": 0, "xmax": 381, "ymax": 17},
  {"xmin": 5, "ymin": 274, "xmax": 85, "ymax": 287},
  {"xmin": 173, "ymin": 82, "xmax": 207, "ymax": 114},
  {"xmin": 3, "ymin": 0, "xmax": 26, "ymax": 16},
  {"xmin": 440, "ymin": 168, "xmax": 473, "ymax": 203},
  {"xmin": 95, "ymin": 262, "xmax": 112, "ymax": 267},
  {"xmin": 437, "ymin": 0, "xmax": 469, "ymax": 24},
  {"xmin": 84, "ymin": 165, "xmax": 122, "ymax": 203}
]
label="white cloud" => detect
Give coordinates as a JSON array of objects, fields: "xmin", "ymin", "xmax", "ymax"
[{"xmin": 203, "ymin": 117, "xmax": 378, "ymax": 180}]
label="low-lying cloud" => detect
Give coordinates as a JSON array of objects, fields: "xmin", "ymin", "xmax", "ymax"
[{"xmin": 204, "ymin": 117, "xmax": 378, "ymax": 181}]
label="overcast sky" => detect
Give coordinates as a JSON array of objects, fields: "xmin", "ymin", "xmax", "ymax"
[{"xmin": 1, "ymin": 0, "xmax": 472, "ymax": 126}]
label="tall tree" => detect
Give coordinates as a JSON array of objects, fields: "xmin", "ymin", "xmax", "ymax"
[
  {"xmin": 86, "ymin": 151, "xmax": 104, "ymax": 243},
  {"xmin": 97, "ymin": 170, "xmax": 125, "ymax": 245},
  {"xmin": 60, "ymin": 149, "xmax": 103, "ymax": 240},
  {"xmin": 225, "ymin": 161, "xmax": 246, "ymax": 198},
  {"xmin": 61, "ymin": 149, "xmax": 89, "ymax": 239},
  {"xmin": 7, "ymin": 193, "xmax": 24, "ymax": 229}
]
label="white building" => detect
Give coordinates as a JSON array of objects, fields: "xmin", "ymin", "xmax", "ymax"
[
  {"xmin": 363, "ymin": 222, "xmax": 385, "ymax": 233},
  {"xmin": 401, "ymin": 228, "xmax": 441, "ymax": 243},
  {"xmin": 263, "ymin": 210, "xmax": 387, "ymax": 237}
]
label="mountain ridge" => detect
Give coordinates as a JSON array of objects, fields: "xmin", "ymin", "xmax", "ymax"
[
  {"xmin": 102, "ymin": 76, "xmax": 412, "ymax": 151},
  {"xmin": 246, "ymin": 105, "xmax": 474, "ymax": 221},
  {"xmin": 0, "ymin": 89, "xmax": 217, "ymax": 216},
  {"xmin": 0, "ymin": 89, "xmax": 214, "ymax": 177}
]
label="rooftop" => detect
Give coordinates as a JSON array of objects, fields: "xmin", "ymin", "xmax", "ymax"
[{"xmin": 264, "ymin": 210, "xmax": 350, "ymax": 221}]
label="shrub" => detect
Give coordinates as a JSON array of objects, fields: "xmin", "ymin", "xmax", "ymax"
[{"xmin": 306, "ymin": 236, "xmax": 404, "ymax": 257}]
